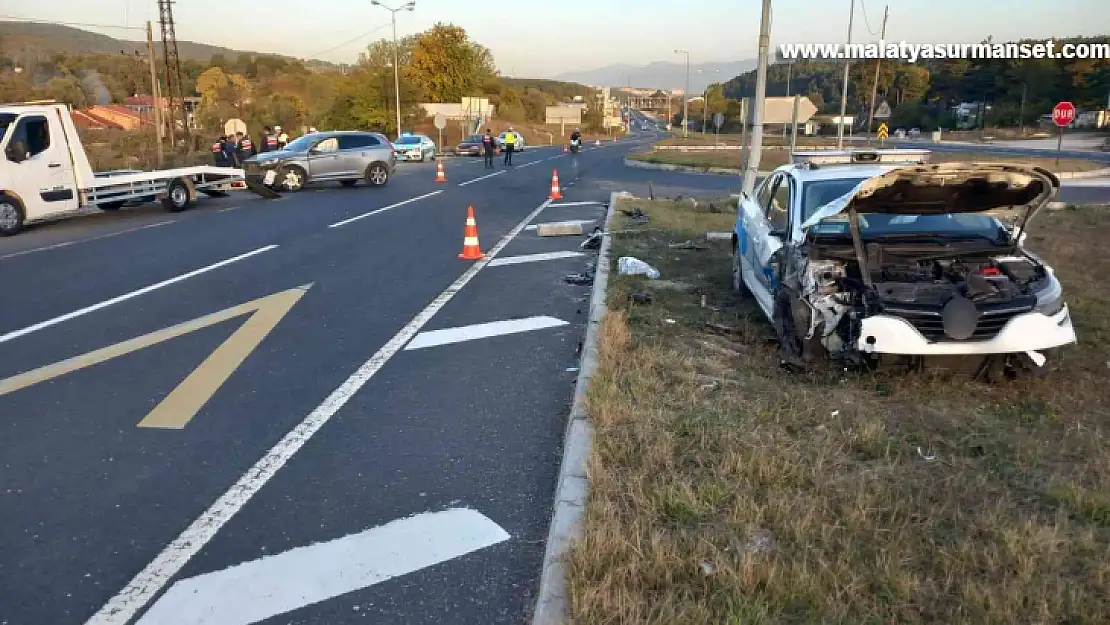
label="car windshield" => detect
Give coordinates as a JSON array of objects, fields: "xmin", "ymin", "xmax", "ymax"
[
  {"xmin": 282, "ymin": 134, "xmax": 318, "ymax": 152},
  {"xmin": 396, "ymin": 136, "xmax": 421, "ymax": 144},
  {"xmin": 463, "ymin": 135, "xmax": 483, "ymax": 143},
  {"xmin": 804, "ymin": 178, "xmax": 1008, "ymax": 242},
  {"xmin": 0, "ymin": 113, "xmax": 14, "ymax": 143}
]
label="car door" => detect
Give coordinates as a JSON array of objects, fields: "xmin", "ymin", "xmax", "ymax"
[
  {"xmin": 3, "ymin": 113, "xmax": 79, "ymax": 220},
  {"xmin": 336, "ymin": 135, "xmax": 373, "ymax": 177},
  {"xmin": 306, "ymin": 136, "xmax": 341, "ymax": 180}
]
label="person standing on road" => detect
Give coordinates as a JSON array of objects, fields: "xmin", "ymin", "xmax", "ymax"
[
  {"xmin": 275, "ymin": 125, "xmax": 289, "ymax": 149},
  {"xmin": 481, "ymin": 128, "xmax": 496, "ymax": 169},
  {"xmin": 502, "ymin": 126, "xmax": 516, "ymax": 165},
  {"xmin": 235, "ymin": 131, "xmax": 254, "ymax": 165},
  {"xmin": 211, "ymin": 135, "xmax": 229, "ymax": 166},
  {"xmin": 259, "ymin": 126, "xmax": 274, "ymax": 153}
]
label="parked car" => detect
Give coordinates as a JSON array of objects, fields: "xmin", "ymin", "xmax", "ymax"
[
  {"xmin": 497, "ymin": 130, "xmax": 526, "ymax": 151},
  {"xmin": 242, "ymin": 130, "xmax": 395, "ymax": 191},
  {"xmin": 732, "ymin": 148, "xmax": 1075, "ymax": 378},
  {"xmin": 456, "ymin": 134, "xmax": 498, "ymax": 156},
  {"xmin": 392, "ymin": 133, "xmax": 437, "ymax": 162}
]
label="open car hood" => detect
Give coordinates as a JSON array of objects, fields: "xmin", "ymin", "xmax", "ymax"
[{"xmin": 799, "ymin": 163, "xmax": 1060, "ymax": 231}]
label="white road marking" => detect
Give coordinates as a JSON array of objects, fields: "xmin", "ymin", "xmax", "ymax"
[
  {"xmin": 458, "ymin": 170, "xmax": 506, "ymax": 186},
  {"xmin": 516, "ymin": 160, "xmax": 543, "ymax": 168},
  {"xmin": 0, "ymin": 221, "xmax": 175, "ymax": 261},
  {"xmin": 524, "ymin": 219, "xmax": 594, "ymax": 231},
  {"xmin": 327, "ymin": 190, "xmax": 443, "ymax": 228},
  {"xmin": 488, "ymin": 251, "xmax": 584, "ymax": 267},
  {"xmin": 0, "ymin": 245, "xmax": 277, "ymax": 346},
  {"xmin": 85, "ymin": 198, "xmax": 555, "ymax": 625},
  {"xmin": 135, "ymin": 508, "xmax": 509, "ymax": 625},
  {"xmin": 405, "ymin": 316, "xmax": 569, "ymax": 350},
  {"xmin": 546, "ymin": 155, "xmax": 564, "ymax": 161},
  {"xmin": 547, "ymin": 201, "xmax": 604, "ymax": 207},
  {"xmin": 217, "ymin": 206, "xmax": 239, "ymax": 213}
]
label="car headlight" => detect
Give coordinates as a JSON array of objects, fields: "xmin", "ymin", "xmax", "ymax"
[{"xmin": 1033, "ymin": 273, "xmax": 1065, "ymax": 317}]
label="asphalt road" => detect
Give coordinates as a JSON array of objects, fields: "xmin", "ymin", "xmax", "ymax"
[
  {"xmin": 2, "ymin": 127, "xmax": 1107, "ymax": 625},
  {"xmin": 0, "ymin": 131, "xmax": 679, "ymax": 625}
]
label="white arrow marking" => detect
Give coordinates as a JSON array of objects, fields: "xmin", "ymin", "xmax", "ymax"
[
  {"xmin": 405, "ymin": 316, "xmax": 569, "ymax": 350},
  {"xmin": 136, "ymin": 508, "xmax": 509, "ymax": 625}
]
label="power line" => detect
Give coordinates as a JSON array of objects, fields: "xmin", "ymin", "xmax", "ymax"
[
  {"xmin": 856, "ymin": 0, "xmax": 882, "ymax": 37},
  {"xmin": 0, "ymin": 15, "xmax": 144, "ymax": 32},
  {"xmin": 307, "ymin": 23, "xmax": 391, "ymax": 59}
]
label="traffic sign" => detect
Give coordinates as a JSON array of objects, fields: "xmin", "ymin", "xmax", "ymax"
[
  {"xmin": 1052, "ymin": 101, "xmax": 1075, "ymax": 127},
  {"xmin": 874, "ymin": 101, "xmax": 892, "ymax": 119},
  {"xmin": 433, "ymin": 113, "xmax": 447, "ymax": 130},
  {"xmin": 877, "ymin": 122, "xmax": 889, "ymax": 140},
  {"xmin": 713, "ymin": 112, "xmax": 724, "ymax": 130}
]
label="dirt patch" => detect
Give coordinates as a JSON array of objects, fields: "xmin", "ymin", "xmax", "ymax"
[{"xmin": 566, "ymin": 198, "xmax": 1110, "ymax": 624}]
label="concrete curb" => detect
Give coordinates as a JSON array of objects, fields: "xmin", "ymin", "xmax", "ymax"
[
  {"xmin": 624, "ymin": 157, "xmax": 770, "ymax": 177},
  {"xmin": 530, "ymin": 191, "xmax": 619, "ymax": 625},
  {"xmin": 625, "ymin": 157, "xmax": 1110, "ymax": 181}
]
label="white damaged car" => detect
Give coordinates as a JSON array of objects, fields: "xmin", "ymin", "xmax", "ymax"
[{"xmin": 732, "ymin": 149, "xmax": 1076, "ymax": 378}]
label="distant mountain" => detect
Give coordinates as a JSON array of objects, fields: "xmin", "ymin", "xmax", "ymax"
[
  {"xmin": 553, "ymin": 60, "xmax": 757, "ymax": 94},
  {"xmin": 0, "ymin": 21, "xmax": 336, "ymax": 67}
]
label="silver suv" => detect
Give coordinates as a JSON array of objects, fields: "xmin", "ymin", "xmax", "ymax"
[{"xmin": 243, "ymin": 130, "xmax": 396, "ymax": 192}]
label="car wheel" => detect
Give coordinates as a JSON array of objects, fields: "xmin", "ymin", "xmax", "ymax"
[
  {"xmin": 366, "ymin": 163, "xmax": 390, "ymax": 186},
  {"xmin": 161, "ymin": 178, "xmax": 193, "ymax": 212},
  {"xmin": 0, "ymin": 194, "xmax": 25, "ymax": 236},
  {"xmin": 419, "ymin": 150, "xmax": 427, "ymax": 163},
  {"xmin": 731, "ymin": 242, "xmax": 750, "ymax": 297},
  {"xmin": 279, "ymin": 166, "xmax": 307, "ymax": 192}
]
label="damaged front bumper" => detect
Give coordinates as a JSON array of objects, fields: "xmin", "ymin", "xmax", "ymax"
[{"xmin": 856, "ymin": 305, "xmax": 1075, "ymax": 356}]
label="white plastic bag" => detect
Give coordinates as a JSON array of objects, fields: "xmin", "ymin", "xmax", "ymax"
[{"xmin": 618, "ymin": 256, "xmax": 660, "ymax": 279}]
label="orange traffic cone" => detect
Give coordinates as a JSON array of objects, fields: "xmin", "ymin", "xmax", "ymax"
[
  {"xmin": 435, "ymin": 160, "xmax": 446, "ymax": 183},
  {"xmin": 458, "ymin": 206, "xmax": 485, "ymax": 260},
  {"xmin": 549, "ymin": 170, "xmax": 563, "ymax": 200}
]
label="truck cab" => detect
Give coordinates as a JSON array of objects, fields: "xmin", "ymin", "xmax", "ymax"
[{"xmin": 0, "ymin": 106, "xmax": 82, "ymax": 234}]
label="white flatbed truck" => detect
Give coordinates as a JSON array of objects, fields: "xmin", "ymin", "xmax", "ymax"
[{"xmin": 0, "ymin": 102, "xmax": 278, "ymax": 236}]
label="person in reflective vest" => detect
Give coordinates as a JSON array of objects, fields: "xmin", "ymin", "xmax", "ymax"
[
  {"xmin": 259, "ymin": 126, "xmax": 274, "ymax": 153},
  {"xmin": 212, "ymin": 135, "xmax": 230, "ymax": 166},
  {"xmin": 275, "ymin": 125, "xmax": 288, "ymax": 149},
  {"xmin": 502, "ymin": 127, "xmax": 516, "ymax": 165},
  {"xmin": 234, "ymin": 131, "xmax": 254, "ymax": 166}
]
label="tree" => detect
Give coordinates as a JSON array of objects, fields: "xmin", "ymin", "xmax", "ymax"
[
  {"xmin": 260, "ymin": 92, "xmax": 309, "ymax": 130},
  {"xmin": 892, "ymin": 66, "xmax": 930, "ymax": 104},
  {"xmin": 43, "ymin": 75, "xmax": 87, "ymax": 108},
  {"xmin": 360, "ymin": 35, "xmax": 417, "ymax": 71},
  {"xmin": 406, "ymin": 23, "xmax": 495, "ymax": 102}
]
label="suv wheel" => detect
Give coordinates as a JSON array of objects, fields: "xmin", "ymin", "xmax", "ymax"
[
  {"xmin": 366, "ymin": 163, "xmax": 390, "ymax": 186},
  {"xmin": 280, "ymin": 166, "xmax": 307, "ymax": 192},
  {"xmin": 731, "ymin": 242, "xmax": 750, "ymax": 297}
]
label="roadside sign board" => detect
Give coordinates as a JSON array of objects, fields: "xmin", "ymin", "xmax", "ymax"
[
  {"xmin": 1052, "ymin": 102, "xmax": 1076, "ymax": 128},
  {"xmin": 713, "ymin": 112, "xmax": 724, "ymax": 130},
  {"xmin": 874, "ymin": 101, "xmax": 892, "ymax": 119},
  {"xmin": 877, "ymin": 122, "xmax": 889, "ymax": 145},
  {"xmin": 433, "ymin": 113, "xmax": 447, "ymax": 130}
]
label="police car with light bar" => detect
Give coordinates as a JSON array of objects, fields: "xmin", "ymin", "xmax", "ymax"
[{"xmin": 732, "ymin": 149, "xmax": 1076, "ymax": 378}]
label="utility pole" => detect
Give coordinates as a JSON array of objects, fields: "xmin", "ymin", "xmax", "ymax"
[
  {"xmin": 666, "ymin": 89, "xmax": 672, "ymax": 131},
  {"xmin": 157, "ymin": 0, "xmax": 186, "ymax": 148},
  {"xmin": 783, "ymin": 59, "xmax": 794, "ymax": 139},
  {"xmin": 1019, "ymin": 82, "xmax": 1027, "ymax": 135},
  {"xmin": 145, "ymin": 21, "xmax": 164, "ymax": 167},
  {"xmin": 743, "ymin": 0, "xmax": 772, "ymax": 195},
  {"xmin": 674, "ymin": 49, "xmax": 691, "ymax": 137},
  {"xmin": 370, "ymin": 0, "xmax": 415, "ymax": 140},
  {"xmin": 837, "ymin": 0, "xmax": 855, "ymax": 148},
  {"xmin": 866, "ymin": 5, "xmax": 889, "ymax": 139}
]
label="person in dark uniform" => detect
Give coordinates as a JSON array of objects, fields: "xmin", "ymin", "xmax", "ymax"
[
  {"xmin": 258, "ymin": 126, "xmax": 273, "ymax": 153},
  {"xmin": 235, "ymin": 131, "xmax": 254, "ymax": 166},
  {"xmin": 212, "ymin": 135, "xmax": 230, "ymax": 166},
  {"xmin": 481, "ymin": 128, "xmax": 495, "ymax": 169}
]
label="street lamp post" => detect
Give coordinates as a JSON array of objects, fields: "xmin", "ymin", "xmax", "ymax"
[
  {"xmin": 370, "ymin": 0, "xmax": 415, "ymax": 140},
  {"xmin": 697, "ymin": 68, "xmax": 721, "ymax": 135},
  {"xmin": 674, "ymin": 49, "xmax": 690, "ymax": 137}
]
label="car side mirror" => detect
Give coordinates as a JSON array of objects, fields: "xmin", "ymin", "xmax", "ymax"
[{"xmin": 6, "ymin": 141, "xmax": 28, "ymax": 163}]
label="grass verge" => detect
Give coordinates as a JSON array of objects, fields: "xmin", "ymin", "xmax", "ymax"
[
  {"xmin": 567, "ymin": 198, "xmax": 1110, "ymax": 624},
  {"xmin": 628, "ymin": 147, "xmax": 1108, "ymax": 173}
]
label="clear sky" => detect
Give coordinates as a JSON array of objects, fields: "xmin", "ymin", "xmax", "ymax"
[{"xmin": 2, "ymin": 0, "xmax": 1105, "ymax": 76}]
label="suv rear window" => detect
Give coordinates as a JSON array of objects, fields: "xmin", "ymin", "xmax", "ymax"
[{"xmin": 339, "ymin": 134, "xmax": 380, "ymax": 149}]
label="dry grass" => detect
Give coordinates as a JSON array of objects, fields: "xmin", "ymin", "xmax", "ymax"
[
  {"xmin": 566, "ymin": 198, "xmax": 1110, "ymax": 624},
  {"xmin": 628, "ymin": 147, "xmax": 1107, "ymax": 174}
]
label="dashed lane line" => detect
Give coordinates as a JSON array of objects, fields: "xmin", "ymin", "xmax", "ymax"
[
  {"xmin": 488, "ymin": 251, "xmax": 584, "ymax": 267},
  {"xmin": 327, "ymin": 190, "xmax": 443, "ymax": 228},
  {"xmin": 404, "ymin": 316, "xmax": 570, "ymax": 350},
  {"xmin": 84, "ymin": 197, "xmax": 556, "ymax": 625}
]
